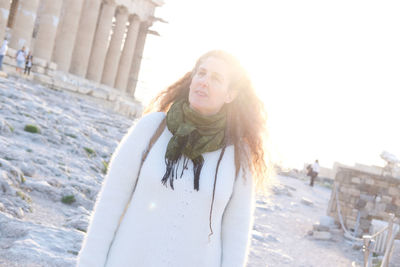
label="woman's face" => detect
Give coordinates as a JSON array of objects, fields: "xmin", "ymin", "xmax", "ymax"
[{"xmin": 189, "ymin": 57, "xmax": 235, "ymax": 116}]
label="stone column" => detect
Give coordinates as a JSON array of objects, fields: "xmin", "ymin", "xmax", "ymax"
[
  {"xmin": 86, "ymin": 0, "xmax": 116, "ymax": 83},
  {"xmin": 33, "ymin": 0, "xmax": 63, "ymax": 62},
  {"xmin": 127, "ymin": 22, "xmax": 151, "ymax": 96},
  {"xmin": 0, "ymin": 0, "xmax": 11, "ymax": 41},
  {"xmin": 69, "ymin": 0, "xmax": 102, "ymax": 77},
  {"xmin": 52, "ymin": 0, "xmax": 84, "ymax": 72},
  {"xmin": 9, "ymin": 0, "xmax": 40, "ymax": 50},
  {"xmin": 114, "ymin": 14, "xmax": 140, "ymax": 91},
  {"xmin": 7, "ymin": 0, "xmax": 18, "ymax": 29},
  {"xmin": 101, "ymin": 5, "xmax": 128, "ymax": 87}
]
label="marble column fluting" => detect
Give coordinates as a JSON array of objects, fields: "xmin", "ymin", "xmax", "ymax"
[
  {"xmin": 0, "ymin": 0, "xmax": 11, "ymax": 41},
  {"xmin": 101, "ymin": 5, "xmax": 128, "ymax": 87},
  {"xmin": 7, "ymin": 0, "xmax": 18, "ymax": 29},
  {"xmin": 126, "ymin": 22, "xmax": 150, "ymax": 96},
  {"xmin": 52, "ymin": 0, "xmax": 84, "ymax": 72},
  {"xmin": 86, "ymin": 0, "xmax": 116, "ymax": 83},
  {"xmin": 69, "ymin": 0, "xmax": 102, "ymax": 77},
  {"xmin": 9, "ymin": 0, "xmax": 40, "ymax": 50},
  {"xmin": 114, "ymin": 14, "xmax": 140, "ymax": 91},
  {"xmin": 33, "ymin": 0, "xmax": 63, "ymax": 62}
]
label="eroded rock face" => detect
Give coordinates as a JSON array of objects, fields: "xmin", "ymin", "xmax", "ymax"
[{"xmin": 0, "ymin": 76, "xmax": 134, "ymax": 266}]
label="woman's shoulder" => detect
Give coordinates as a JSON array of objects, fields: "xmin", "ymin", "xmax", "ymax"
[
  {"xmin": 136, "ymin": 112, "xmax": 165, "ymax": 125},
  {"xmin": 128, "ymin": 112, "xmax": 166, "ymax": 134},
  {"xmin": 120, "ymin": 112, "xmax": 166, "ymax": 145}
]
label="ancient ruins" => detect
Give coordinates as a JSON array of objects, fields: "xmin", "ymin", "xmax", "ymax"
[{"xmin": 0, "ymin": 0, "xmax": 164, "ymax": 116}]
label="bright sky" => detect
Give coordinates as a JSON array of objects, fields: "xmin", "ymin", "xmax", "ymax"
[{"xmin": 135, "ymin": 0, "xmax": 400, "ymax": 170}]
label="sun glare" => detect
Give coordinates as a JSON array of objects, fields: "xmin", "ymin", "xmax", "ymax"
[{"xmin": 139, "ymin": 0, "xmax": 400, "ymax": 169}]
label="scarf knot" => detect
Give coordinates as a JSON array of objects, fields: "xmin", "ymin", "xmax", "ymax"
[{"xmin": 161, "ymin": 99, "xmax": 227, "ymax": 190}]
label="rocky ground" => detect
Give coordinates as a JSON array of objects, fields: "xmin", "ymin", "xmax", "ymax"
[
  {"xmin": 0, "ymin": 76, "xmax": 397, "ymax": 266},
  {"xmin": 0, "ymin": 75, "xmax": 132, "ymax": 266}
]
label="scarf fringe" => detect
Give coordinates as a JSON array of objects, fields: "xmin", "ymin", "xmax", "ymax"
[
  {"xmin": 161, "ymin": 159, "xmax": 178, "ymax": 190},
  {"xmin": 193, "ymin": 157, "xmax": 204, "ymax": 191},
  {"xmin": 161, "ymin": 156, "xmax": 204, "ymax": 191}
]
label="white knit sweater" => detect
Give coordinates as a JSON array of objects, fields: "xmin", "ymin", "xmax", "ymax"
[{"xmin": 77, "ymin": 112, "xmax": 255, "ymax": 267}]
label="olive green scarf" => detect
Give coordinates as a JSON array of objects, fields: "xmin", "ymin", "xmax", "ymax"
[{"xmin": 162, "ymin": 99, "xmax": 227, "ymax": 190}]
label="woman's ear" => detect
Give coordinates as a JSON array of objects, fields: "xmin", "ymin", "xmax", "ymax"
[{"xmin": 225, "ymin": 90, "xmax": 239, "ymax": 104}]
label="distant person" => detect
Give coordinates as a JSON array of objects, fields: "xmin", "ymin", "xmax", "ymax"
[
  {"xmin": 0, "ymin": 39, "xmax": 8, "ymax": 71},
  {"xmin": 77, "ymin": 50, "xmax": 269, "ymax": 267},
  {"xmin": 15, "ymin": 46, "xmax": 26, "ymax": 74},
  {"xmin": 309, "ymin": 159, "xmax": 320, "ymax": 186},
  {"xmin": 24, "ymin": 52, "xmax": 33, "ymax": 76}
]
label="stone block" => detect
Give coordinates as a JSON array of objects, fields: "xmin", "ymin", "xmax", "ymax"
[
  {"xmin": 356, "ymin": 199, "xmax": 367, "ymax": 209},
  {"xmin": 0, "ymin": 71, "xmax": 7, "ymax": 78},
  {"xmin": 346, "ymin": 219, "xmax": 356, "ymax": 229},
  {"xmin": 376, "ymin": 181, "xmax": 389, "ymax": 187},
  {"xmin": 6, "ymin": 48, "xmax": 16, "ymax": 57},
  {"xmin": 390, "ymin": 240, "xmax": 400, "ymax": 267},
  {"xmin": 32, "ymin": 65, "xmax": 46, "ymax": 74},
  {"xmin": 365, "ymin": 178, "xmax": 375, "ymax": 185},
  {"xmin": 360, "ymin": 219, "xmax": 371, "ymax": 229},
  {"xmin": 32, "ymin": 57, "xmax": 47, "ymax": 68},
  {"xmin": 313, "ymin": 231, "xmax": 332, "ymax": 240},
  {"xmin": 395, "ymin": 198, "xmax": 400, "ymax": 206},
  {"xmin": 367, "ymin": 186, "xmax": 379, "ymax": 195},
  {"xmin": 77, "ymin": 86, "xmax": 92, "ymax": 95},
  {"xmin": 3, "ymin": 55, "xmax": 15, "ymax": 66},
  {"xmin": 382, "ymin": 195, "xmax": 392, "ymax": 203},
  {"xmin": 53, "ymin": 79, "xmax": 77, "ymax": 92},
  {"xmin": 301, "ymin": 197, "xmax": 313, "ymax": 206},
  {"xmin": 349, "ymin": 188, "xmax": 361, "ymax": 197},
  {"xmin": 385, "ymin": 204, "xmax": 397, "ymax": 213},
  {"xmin": 350, "ymin": 197, "xmax": 359, "ymax": 205},
  {"xmin": 319, "ymin": 215, "xmax": 335, "ymax": 226},
  {"xmin": 91, "ymin": 89, "xmax": 108, "ymax": 100},
  {"xmin": 351, "ymin": 177, "xmax": 361, "ymax": 184},
  {"xmin": 351, "ymin": 209, "xmax": 359, "ymax": 218},
  {"xmin": 329, "ymin": 228, "xmax": 343, "ymax": 235},
  {"xmin": 108, "ymin": 92, "xmax": 118, "ymax": 102},
  {"xmin": 48, "ymin": 62, "xmax": 57, "ymax": 70},
  {"xmin": 33, "ymin": 74, "xmax": 53, "ymax": 86},
  {"xmin": 1, "ymin": 64, "xmax": 16, "ymax": 74},
  {"xmin": 376, "ymin": 203, "xmax": 386, "ymax": 213},
  {"xmin": 64, "ymin": 83, "xmax": 78, "ymax": 93},
  {"xmin": 388, "ymin": 187, "xmax": 399, "ymax": 196},
  {"xmin": 313, "ymin": 224, "xmax": 330, "ymax": 232},
  {"xmin": 360, "ymin": 194, "xmax": 375, "ymax": 202},
  {"xmin": 46, "ymin": 69, "xmax": 55, "ymax": 76},
  {"xmin": 365, "ymin": 202, "xmax": 374, "ymax": 212}
]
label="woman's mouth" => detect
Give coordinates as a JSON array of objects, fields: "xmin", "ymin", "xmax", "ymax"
[{"xmin": 195, "ymin": 90, "xmax": 208, "ymax": 97}]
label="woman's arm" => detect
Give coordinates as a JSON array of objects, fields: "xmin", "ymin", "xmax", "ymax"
[
  {"xmin": 77, "ymin": 112, "xmax": 165, "ymax": 267},
  {"xmin": 221, "ymin": 168, "xmax": 255, "ymax": 267}
]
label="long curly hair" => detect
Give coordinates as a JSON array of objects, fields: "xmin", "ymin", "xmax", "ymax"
[{"xmin": 144, "ymin": 50, "xmax": 269, "ymax": 190}]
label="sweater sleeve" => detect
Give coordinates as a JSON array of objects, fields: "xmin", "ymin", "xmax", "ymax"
[
  {"xmin": 221, "ymin": 168, "xmax": 255, "ymax": 267},
  {"xmin": 76, "ymin": 112, "xmax": 165, "ymax": 267}
]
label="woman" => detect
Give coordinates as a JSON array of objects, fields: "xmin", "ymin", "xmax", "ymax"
[
  {"xmin": 77, "ymin": 50, "xmax": 268, "ymax": 267},
  {"xmin": 15, "ymin": 46, "xmax": 26, "ymax": 74}
]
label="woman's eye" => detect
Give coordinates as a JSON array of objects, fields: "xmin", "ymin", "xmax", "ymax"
[{"xmin": 212, "ymin": 76, "xmax": 222, "ymax": 83}]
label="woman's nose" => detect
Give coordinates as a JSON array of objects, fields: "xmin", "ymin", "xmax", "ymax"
[{"xmin": 198, "ymin": 75, "xmax": 210, "ymax": 87}]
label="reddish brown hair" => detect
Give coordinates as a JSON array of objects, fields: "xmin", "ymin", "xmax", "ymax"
[{"xmin": 145, "ymin": 50, "xmax": 269, "ymax": 189}]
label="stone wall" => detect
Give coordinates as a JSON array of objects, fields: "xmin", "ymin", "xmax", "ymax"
[
  {"xmin": 1, "ymin": 48, "xmax": 142, "ymax": 119},
  {"xmin": 327, "ymin": 165, "xmax": 400, "ymax": 236}
]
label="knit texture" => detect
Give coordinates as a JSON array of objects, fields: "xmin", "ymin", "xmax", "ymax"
[{"xmin": 77, "ymin": 112, "xmax": 254, "ymax": 267}]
